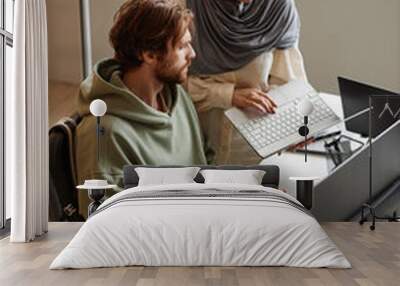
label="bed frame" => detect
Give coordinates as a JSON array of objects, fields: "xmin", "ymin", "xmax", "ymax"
[{"xmin": 123, "ymin": 165, "xmax": 280, "ymax": 189}]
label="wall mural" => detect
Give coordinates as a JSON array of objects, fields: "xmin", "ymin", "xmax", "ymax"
[{"xmin": 48, "ymin": 0, "xmax": 400, "ymax": 222}]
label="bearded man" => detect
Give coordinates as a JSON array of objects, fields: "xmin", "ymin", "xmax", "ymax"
[{"xmin": 75, "ymin": 0, "xmax": 214, "ymax": 217}]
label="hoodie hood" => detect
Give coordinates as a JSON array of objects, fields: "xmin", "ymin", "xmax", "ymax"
[{"xmin": 78, "ymin": 58, "xmax": 178, "ymax": 127}]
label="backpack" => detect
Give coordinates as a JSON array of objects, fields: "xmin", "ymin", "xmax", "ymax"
[{"xmin": 49, "ymin": 113, "xmax": 85, "ymax": 221}]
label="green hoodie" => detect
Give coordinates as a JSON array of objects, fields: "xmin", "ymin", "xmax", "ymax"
[{"xmin": 75, "ymin": 59, "xmax": 214, "ymax": 216}]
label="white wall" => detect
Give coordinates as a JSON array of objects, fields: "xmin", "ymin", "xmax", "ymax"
[
  {"xmin": 88, "ymin": 0, "xmax": 400, "ymax": 94},
  {"xmin": 46, "ymin": 0, "xmax": 83, "ymax": 84},
  {"xmin": 296, "ymin": 0, "xmax": 400, "ymax": 94},
  {"xmin": 89, "ymin": 0, "xmax": 125, "ymax": 64}
]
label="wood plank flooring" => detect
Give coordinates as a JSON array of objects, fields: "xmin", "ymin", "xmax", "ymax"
[{"xmin": 1, "ymin": 222, "xmax": 399, "ymax": 286}]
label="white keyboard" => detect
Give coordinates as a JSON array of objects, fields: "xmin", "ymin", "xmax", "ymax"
[{"xmin": 225, "ymin": 80, "xmax": 341, "ymax": 158}]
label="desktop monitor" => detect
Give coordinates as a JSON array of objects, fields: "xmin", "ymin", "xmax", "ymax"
[{"xmin": 338, "ymin": 77, "xmax": 399, "ymax": 137}]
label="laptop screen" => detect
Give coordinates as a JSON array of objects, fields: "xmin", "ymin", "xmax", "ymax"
[{"xmin": 338, "ymin": 76, "xmax": 399, "ymax": 137}]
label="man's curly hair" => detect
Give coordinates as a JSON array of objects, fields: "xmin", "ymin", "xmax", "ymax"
[{"xmin": 109, "ymin": 0, "xmax": 193, "ymax": 71}]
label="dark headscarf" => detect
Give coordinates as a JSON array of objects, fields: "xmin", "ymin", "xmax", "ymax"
[{"xmin": 187, "ymin": 0, "xmax": 300, "ymax": 75}]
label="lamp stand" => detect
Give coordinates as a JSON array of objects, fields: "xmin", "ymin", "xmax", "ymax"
[
  {"xmin": 95, "ymin": 117, "xmax": 105, "ymax": 163},
  {"xmin": 304, "ymin": 116, "xmax": 308, "ymax": 163},
  {"xmin": 88, "ymin": 117, "xmax": 105, "ymax": 216},
  {"xmin": 96, "ymin": 117, "xmax": 100, "ymax": 163},
  {"xmin": 87, "ymin": 188, "xmax": 106, "ymax": 216},
  {"xmin": 298, "ymin": 116, "xmax": 309, "ymax": 163},
  {"xmin": 359, "ymin": 95, "xmax": 400, "ymax": 230}
]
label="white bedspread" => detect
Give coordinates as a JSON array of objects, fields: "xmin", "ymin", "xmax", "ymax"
[{"xmin": 50, "ymin": 183, "xmax": 351, "ymax": 269}]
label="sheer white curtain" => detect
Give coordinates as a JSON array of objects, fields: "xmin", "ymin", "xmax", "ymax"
[{"xmin": 7, "ymin": 0, "xmax": 49, "ymax": 242}]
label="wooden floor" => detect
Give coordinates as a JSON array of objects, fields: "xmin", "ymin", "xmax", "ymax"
[{"xmin": 0, "ymin": 222, "xmax": 399, "ymax": 286}]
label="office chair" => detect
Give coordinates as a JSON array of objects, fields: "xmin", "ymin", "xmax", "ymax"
[{"xmin": 49, "ymin": 113, "xmax": 84, "ymax": 221}]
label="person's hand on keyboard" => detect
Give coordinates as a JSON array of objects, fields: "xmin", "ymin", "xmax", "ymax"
[{"xmin": 232, "ymin": 87, "xmax": 277, "ymax": 114}]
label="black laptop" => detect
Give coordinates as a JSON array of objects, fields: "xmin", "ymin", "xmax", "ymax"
[{"xmin": 338, "ymin": 76, "xmax": 399, "ymax": 138}]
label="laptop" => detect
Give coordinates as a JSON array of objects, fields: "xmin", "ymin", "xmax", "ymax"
[
  {"xmin": 338, "ymin": 76, "xmax": 399, "ymax": 138},
  {"xmin": 225, "ymin": 80, "xmax": 341, "ymax": 158}
]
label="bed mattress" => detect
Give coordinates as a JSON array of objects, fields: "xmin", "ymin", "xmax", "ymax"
[{"xmin": 50, "ymin": 183, "xmax": 351, "ymax": 269}]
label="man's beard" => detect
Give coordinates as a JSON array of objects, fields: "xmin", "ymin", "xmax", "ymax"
[{"xmin": 155, "ymin": 59, "xmax": 190, "ymax": 84}]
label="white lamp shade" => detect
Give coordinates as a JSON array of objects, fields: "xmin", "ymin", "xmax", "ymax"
[
  {"xmin": 297, "ymin": 98, "xmax": 314, "ymax": 116},
  {"xmin": 89, "ymin": 99, "xmax": 107, "ymax": 117}
]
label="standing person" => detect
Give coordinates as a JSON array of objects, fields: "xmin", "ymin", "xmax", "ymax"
[
  {"xmin": 185, "ymin": 0, "xmax": 308, "ymax": 163},
  {"xmin": 75, "ymin": 0, "xmax": 214, "ymax": 218}
]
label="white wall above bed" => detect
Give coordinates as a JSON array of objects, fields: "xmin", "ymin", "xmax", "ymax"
[
  {"xmin": 296, "ymin": 0, "xmax": 400, "ymax": 94},
  {"xmin": 47, "ymin": 0, "xmax": 400, "ymax": 94}
]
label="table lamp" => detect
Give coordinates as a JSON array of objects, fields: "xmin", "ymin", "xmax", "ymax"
[
  {"xmin": 291, "ymin": 98, "xmax": 317, "ymax": 209},
  {"xmin": 76, "ymin": 99, "xmax": 116, "ymax": 216},
  {"xmin": 89, "ymin": 99, "xmax": 107, "ymax": 163}
]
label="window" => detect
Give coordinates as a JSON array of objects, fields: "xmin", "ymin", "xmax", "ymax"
[{"xmin": 0, "ymin": 0, "xmax": 14, "ymax": 232}]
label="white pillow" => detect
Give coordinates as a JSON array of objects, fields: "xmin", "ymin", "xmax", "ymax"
[
  {"xmin": 135, "ymin": 167, "xmax": 201, "ymax": 186},
  {"xmin": 200, "ymin": 169, "xmax": 266, "ymax": 185}
]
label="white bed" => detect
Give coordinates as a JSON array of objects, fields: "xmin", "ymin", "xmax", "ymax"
[{"xmin": 50, "ymin": 183, "xmax": 351, "ymax": 269}]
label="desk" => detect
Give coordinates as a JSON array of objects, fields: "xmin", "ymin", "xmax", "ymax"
[{"xmin": 260, "ymin": 93, "xmax": 367, "ymax": 197}]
